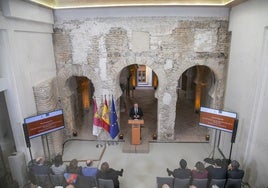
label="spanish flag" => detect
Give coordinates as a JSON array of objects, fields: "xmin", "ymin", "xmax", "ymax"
[
  {"xmin": 101, "ymin": 96, "xmax": 110, "ymax": 132},
  {"xmin": 92, "ymin": 99, "xmax": 102, "ymax": 136}
]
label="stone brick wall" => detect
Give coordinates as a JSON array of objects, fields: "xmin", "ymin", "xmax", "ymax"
[{"xmin": 51, "ymin": 16, "xmax": 230, "ymax": 141}]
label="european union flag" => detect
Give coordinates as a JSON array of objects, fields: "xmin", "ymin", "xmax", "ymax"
[{"xmin": 109, "ymin": 96, "xmax": 120, "ymax": 139}]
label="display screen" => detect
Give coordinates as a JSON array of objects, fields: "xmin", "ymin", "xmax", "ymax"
[
  {"xmin": 199, "ymin": 107, "xmax": 237, "ymax": 133},
  {"xmin": 24, "ymin": 109, "xmax": 64, "ymax": 139}
]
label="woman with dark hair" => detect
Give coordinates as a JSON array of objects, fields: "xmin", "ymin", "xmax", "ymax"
[
  {"xmin": 51, "ymin": 154, "xmax": 66, "ymax": 175},
  {"xmin": 191, "ymin": 161, "xmax": 208, "ymax": 179},
  {"xmin": 66, "ymin": 159, "xmax": 82, "ymax": 175}
]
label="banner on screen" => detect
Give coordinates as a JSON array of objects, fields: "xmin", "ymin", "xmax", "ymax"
[
  {"xmin": 24, "ymin": 109, "xmax": 64, "ymax": 139},
  {"xmin": 199, "ymin": 107, "xmax": 237, "ymax": 133}
]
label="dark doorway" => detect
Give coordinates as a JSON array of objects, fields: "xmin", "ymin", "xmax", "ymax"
[{"xmin": 175, "ymin": 65, "xmax": 214, "ymax": 142}]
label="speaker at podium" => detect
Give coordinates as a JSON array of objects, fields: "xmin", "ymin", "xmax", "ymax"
[{"xmin": 128, "ymin": 119, "xmax": 144, "ymax": 145}]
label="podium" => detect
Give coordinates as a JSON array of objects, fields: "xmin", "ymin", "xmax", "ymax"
[{"xmin": 128, "ymin": 119, "xmax": 144, "ymax": 145}]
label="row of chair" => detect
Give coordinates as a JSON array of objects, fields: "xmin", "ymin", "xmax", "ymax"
[
  {"xmin": 34, "ymin": 174, "xmax": 114, "ymax": 188},
  {"xmin": 157, "ymin": 177, "xmax": 242, "ymax": 188}
]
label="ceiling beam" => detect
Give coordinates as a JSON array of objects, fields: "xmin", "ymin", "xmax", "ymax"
[{"xmin": 26, "ymin": 0, "xmax": 247, "ymax": 9}]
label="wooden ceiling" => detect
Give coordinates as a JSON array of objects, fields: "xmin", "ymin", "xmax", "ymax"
[{"xmin": 27, "ymin": 0, "xmax": 247, "ymax": 9}]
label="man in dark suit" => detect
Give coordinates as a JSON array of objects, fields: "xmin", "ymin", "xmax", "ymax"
[
  {"xmin": 96, "ymin": 162, "xmax": 123, "ymax": 188},
  {"xmin": 167, "ymin": 159, "xmax": 191, "ymax": 179},
  {"xmin": 227, "ymin": 160, "xmax": 244, "ymax": 179},
  {"xmin": 32, "ymin": 157, "xmax": 52, "ymax": 175},
  {"xmin": 129, "ymin": 102, "xmax": 143, "ymax": 119},
  {"xmin": 207, "ymin": 158, "xmax": 227, "ymax": 179}
]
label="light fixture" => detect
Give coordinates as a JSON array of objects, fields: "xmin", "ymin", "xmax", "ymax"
[{"xmin": 27, "ymin": 0, "xmax": 241, "ymax": 9}]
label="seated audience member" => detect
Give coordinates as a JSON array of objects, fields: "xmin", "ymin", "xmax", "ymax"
[
  {"xmin": 211, "ymin": 185, "xmax": 220, "ymax": 188},
  {"xmin": 207, "ymin": 159, "xmax": 227, "ymax": 179},
  {"xmin": 32, "ymin": 157, "xmax": 53, "ymax": 175},
  {"xmin": 221, "ymin": 159, "xmax": 231, "ymax": 169},
  {"xmin": 162, "ymin": 184, "xmax": 170, "ymax": 188},
  {"xmin": 167, "ymin": 159, "xmax": 191, "ymax": 178},
  {"xmin": 65, "ymin": 184, "xmax": 75, "ymax": 188},
  {"xmin": 51, "ymin": 154, "xmax": 66, "ymax": 175},
  {"xmin": 96, "ymin": 162, "xmax": 123, "ymax": 188},
  {"xmin": 191, "ymin": 161, "xmax": 208, "ymax": 179},
  {"xmin": 66, "ymin": 159, "xmax": 82, "ymax": 175},
  {"xmin": 189, "ymin": 186, "xmax": 197, "ymax": 188},
  {"xmin": 82, "ymin": 160, "xmax": 99, "ymax": 177},
  {"xmin": 227, "ymin": 160, "xmax": 244, "ymax": 179}
]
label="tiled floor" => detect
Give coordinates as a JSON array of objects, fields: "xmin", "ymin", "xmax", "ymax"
[{"xmin": 61, "ymin": 87, "xmax": 215, "ymax": 187}]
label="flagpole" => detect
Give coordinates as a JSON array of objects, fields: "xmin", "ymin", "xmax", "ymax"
[{"xmin": 94, "ymin": 96, "xmax": 103, "ymax": 148}]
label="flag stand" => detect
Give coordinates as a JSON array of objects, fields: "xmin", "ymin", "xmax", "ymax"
[{"xmin": 96, "ymin": 131, "xmax": 103, "ymax": 148}]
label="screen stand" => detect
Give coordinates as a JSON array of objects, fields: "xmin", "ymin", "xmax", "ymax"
[
  {"xmin": 41, "ymin": 135, "xmax": 51, "ymax": 161},
  {"xmin": 204, "ymin": 130, "xmax": 226, "ymax": 165}
]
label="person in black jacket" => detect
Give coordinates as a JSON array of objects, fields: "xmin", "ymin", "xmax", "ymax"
[
  {"xmin": 97, "ymin": 162, "xmax": 123, "ymax": 188},
  {"xmin": 227, "ymin": 160, "xmax": 244, "ymax": 179},
  {"xmin": 207, "ymin": 158, "xmax": 227, "ymax": 179},
  {"xmin": 129, "ymin": 102, "xmax": 143, "ymax": 119},
  {"xmin": 32, "ymin": 157, "xmax": 52, "ymax": 175},
  {"xmin": 167, "ymin": 159, "xmax": 191, "ymax": 179}
]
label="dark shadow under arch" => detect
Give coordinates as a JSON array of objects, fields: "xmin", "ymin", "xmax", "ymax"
[
  {"xmin": 174, "ymin": 65, "xmax": 215, "ymax": 142},
  {"xmin": 119, "ymin": 64, "xmax": 158, "ymax": 140}
]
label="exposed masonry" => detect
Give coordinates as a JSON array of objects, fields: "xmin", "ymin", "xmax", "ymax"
[{"xmin": 33, "ymin": 16, "xmax": 231, "ymax": 156}]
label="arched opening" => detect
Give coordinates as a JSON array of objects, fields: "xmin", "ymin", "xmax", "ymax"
[
  {"xmin": 119, "ymin": 64, "xmax": 158, "ymax": 141},
  {"xmin": 175, "ymin": 65, "xmax": 215, "ymax": 142},
  {"xmin": 65, "ymin": 76, "xmax": 95, "ymax": 139}
]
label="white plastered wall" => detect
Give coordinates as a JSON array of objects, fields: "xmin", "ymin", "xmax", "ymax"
[
  {"xmin": 222, "ymin": 1, "xmax": 268, "ymax": 187},
  {"xmin": 0, "ymin": 0, "xmax": 55, "ymax": 161}
]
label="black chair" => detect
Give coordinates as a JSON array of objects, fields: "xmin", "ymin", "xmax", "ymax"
[
  {"xmin": 35, "ymin": 174, "xmax": 52, "ymax": 188},
  {"xmin": 225, "ymin": 178, "xmax": 242, "ymax": 188},
  {"xmin": 191, "ymin": 178, "xmax": 208, "ymax": 188},
  {"xmin": 76, "ymin": 175, "xmax": 97, "ymax": 188},
  {"xmin": 209, "ymin": 179, "xmax": 226, "ymax": 188},
  {"xmin": 50, "ymin": 174, "xmax": 67, "ymax": 187},
  {"xmin": 156, "ymin": 177, "xmax": 174, "ymax": 188},
  {"xmin": 98, "ymin": 179, "xmax": 114, "ymax": 188},
  {"xmin": 174, "ymin": 178, "xmax": 190, "ymax": 188}
]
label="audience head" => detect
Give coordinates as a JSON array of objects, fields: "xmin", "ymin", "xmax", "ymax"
[
  {"xmin": 86, "ymin": 160, "xmax": 93, "ymax": 167},
  {"xmin": 36, "ymin": 157, "xmax": 44, "ymax": 165},
  {"xmin": 54, "ymin": 154, "xmax": 63, "ymax": 167},
  {"xmin": 65, "ymin": 184, "xmax": 75, "ymax": 188},
  {"xmin": 222, "ymin": 159, "xmax": 230, "ymax": 169},
  {"xmin": 195, "ymin": 161, "xmax": 206, "ymax": 172},
  {"xmin": 179, "ymin": 159, "xmax": 187, "ymax": 169},
  {"xmin": 229, "ymin": 160, "xmax": 240, "ymax": 170},
  {"xmin": 100, "ymin": 162, "xmax": 109, "ymax": 172},
  {"xmin": 189, "ymin": 186, "xmax": 197, "ymax": 188},
  {"xmin": 211, "ymin": 185, "xmax": 220, "ymax": 188},
  {"xmin": 214, "ymin": 159, "xmax": 222, "ymax": 167},
  {"xmin": 162, "ymin": 184, "xmax": 170, "ymax": 188},
  {"xmin": 69, "ymin": 159, "xmax": 78, "ymax": 168}
]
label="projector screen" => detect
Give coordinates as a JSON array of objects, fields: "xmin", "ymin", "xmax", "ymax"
[
  {"xmin": 199, "ymin": 107, "xmax": 237, "ymax": 133},
  {"xmin": 24, "ymin": 109, "xmax": 64, "ymax": 139}
]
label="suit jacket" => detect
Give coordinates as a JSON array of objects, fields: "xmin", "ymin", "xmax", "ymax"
[
  {"xmin": 97, "ymin": 168, "xmax": 122, "ymax": 188},
  {"xmin": 208, "ymin": 167, "xmax": 227, "ymax": 179},
  {"xmin": 129, "ymin": 107, "xmax": 143, "ymax": 119},
  {"xmin": 172, "ymin": 168, "xmax": 191, "ymax": 179},
  {"xmin": 32, "ymin": 164, "xmax": 52, "ymax": 175},
  {"xmin": 227, "ymin": 169, "xmax": 244, "ymax": 179}
]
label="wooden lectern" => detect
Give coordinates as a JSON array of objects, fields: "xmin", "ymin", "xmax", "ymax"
[{"xmin": 128, "ymin": 119, "xmax": 144, "ymax": 145}]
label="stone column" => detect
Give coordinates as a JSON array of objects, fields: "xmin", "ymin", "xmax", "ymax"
[
  {"xmin": 33, "ymin": 78, "xmax": 64, "ymax": 159},
  {"xmin": 157, "ymin": 80, "xmax": 178, "ymax": 141}
]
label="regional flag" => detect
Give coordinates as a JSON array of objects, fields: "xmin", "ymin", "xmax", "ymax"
[
  {"xmin": 92, "ymin": 99, "xmax": 102, "ymax": 136},
  {"xmin": 110, "ymin": 96, "xmax": 120, "ymax": 139},
  {"xmin": 101, "ymin": 96, "xmax": 110, "ymax": 132}
]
